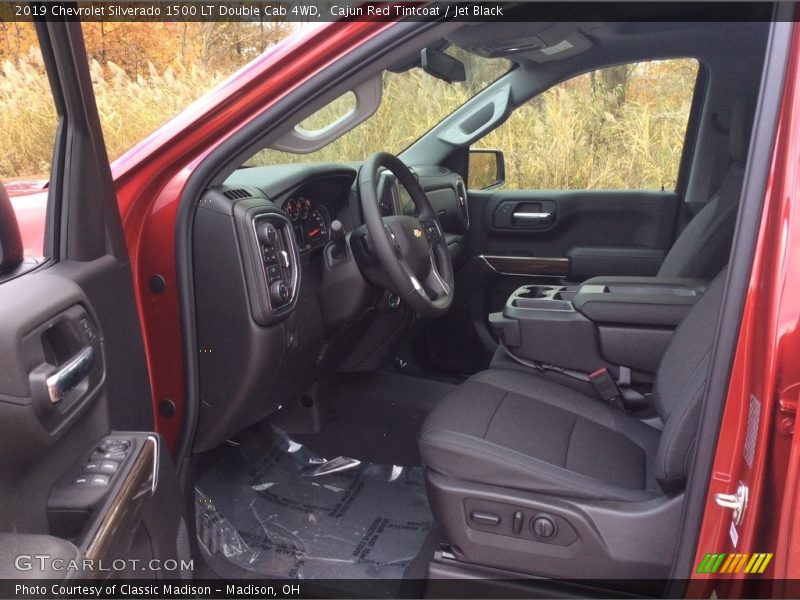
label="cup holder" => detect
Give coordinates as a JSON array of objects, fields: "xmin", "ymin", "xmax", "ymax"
[{"xmin": 510, "ymin": 285, "xmax": 577, "ymax": 311}]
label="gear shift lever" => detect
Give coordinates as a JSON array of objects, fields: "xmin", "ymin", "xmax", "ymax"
[{"xmin": 330, "ymin": 219, "xmax": 346, "ymax": 258}]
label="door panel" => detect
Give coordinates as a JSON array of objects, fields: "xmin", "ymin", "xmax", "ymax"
[
  {"xmin": 476, "ymin": 189, "xmax": 679, "ymax": 279},
  {"xmin": 472, "ymin": 188, "xmax": 680, "ymax": 313},
  {"xmin": 0, "ymin": 21, "xmax": 187, "ymax": 581}
]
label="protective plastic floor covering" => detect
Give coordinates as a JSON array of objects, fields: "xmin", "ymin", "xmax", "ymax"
[{"xmin": 196, "ymin": 428, "xmax": 433, "ymax": 579}]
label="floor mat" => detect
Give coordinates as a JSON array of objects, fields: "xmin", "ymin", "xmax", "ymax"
[
  {"xmin": 292, "ymin": 371, "xmax": 454, "ymax": 467},
  {"xmin": 196, "ymin": 428, "xmax": 433, "ymax": 580}
]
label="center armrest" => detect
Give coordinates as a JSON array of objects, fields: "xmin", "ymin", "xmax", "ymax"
[{"xmin": 574, "ymin": 276, "xmax": 707, "ymax": 327}]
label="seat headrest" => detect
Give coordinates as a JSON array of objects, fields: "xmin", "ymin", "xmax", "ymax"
[{"xmin": 729, "ymin": 97, "xmax": 754, "ymax": 165}]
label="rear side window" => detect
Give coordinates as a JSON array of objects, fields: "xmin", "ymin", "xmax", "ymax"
[{"xmin": 475, "ymin": 58, "xmax": 699, "ymax": 191}]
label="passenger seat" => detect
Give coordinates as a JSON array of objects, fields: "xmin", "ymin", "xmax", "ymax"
[{"xmin": 657, "ymin": 97, "xmax": 753, "ymax": 279}]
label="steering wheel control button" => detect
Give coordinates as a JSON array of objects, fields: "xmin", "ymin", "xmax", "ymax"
[
  {"xmin": 387, "ymin": 293, "xmax": 400, "ymax": 309},
  {"xmin": 512, "ymin": 510, "xmax": 524, "ymax": 535},
  {"xmin": 470, "ymin": 511, "xmax": 501, "ymax": 527},
  {"xmin": 89, "ymin": 475, "xmax": 110, "ymax": 487},
  {"xmin": 531, "ymin": 515, "xmax": 558, "ymax": 540}
]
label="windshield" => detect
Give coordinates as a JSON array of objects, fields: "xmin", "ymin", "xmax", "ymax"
[{"xmin": 243, "ymin": 48, "xmax": 510, "ymax": 166}]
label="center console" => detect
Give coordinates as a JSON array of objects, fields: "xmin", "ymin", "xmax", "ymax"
[{"xmin": 490, "ymin": 276, "xmax": 707, "ymax": 377}]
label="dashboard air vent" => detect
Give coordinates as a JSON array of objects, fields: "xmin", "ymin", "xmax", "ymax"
[{"xmin": 223, "ymin": 188, "xmax": 251, "ymax": 200}]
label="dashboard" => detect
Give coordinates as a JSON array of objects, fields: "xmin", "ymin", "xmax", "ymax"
[{"xmin": 193, "ymin": 161, "xmax": 470, "ymax": 451}]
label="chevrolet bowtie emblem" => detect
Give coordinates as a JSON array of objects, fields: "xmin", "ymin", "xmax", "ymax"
[{"xmin": 413, "ymin": 228, "xmax": 423, "ymax": 238}]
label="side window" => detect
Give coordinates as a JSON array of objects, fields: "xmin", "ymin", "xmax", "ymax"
[
  {"xmin": 0, "ymin": 22, "xmax": 58, "ymax": 260},
  {"xmin": 472, "ymin": 58, "xmax": 699, "ymax": 191}
]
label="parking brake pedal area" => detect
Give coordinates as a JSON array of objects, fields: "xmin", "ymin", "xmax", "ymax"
[{"xmin": 195, "ymin": 427, "xmax": 432, "ymax": 580}]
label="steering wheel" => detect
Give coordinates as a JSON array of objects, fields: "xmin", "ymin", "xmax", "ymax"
[{"xmin": 358, "ymin": 152, "xmax": 454, "ymax": 318}]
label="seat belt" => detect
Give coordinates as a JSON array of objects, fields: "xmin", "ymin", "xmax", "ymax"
[{"xmin": 499, "ymin": 343, "xmax": 632, "ymax": 410}]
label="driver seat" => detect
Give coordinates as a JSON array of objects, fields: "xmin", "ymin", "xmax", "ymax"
[{"xmin": 419, "ymin": 269, "xmax": 727, "ymax": 579}]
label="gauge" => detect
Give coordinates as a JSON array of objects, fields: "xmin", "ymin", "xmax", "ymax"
[
  {"xmin": 304, "ymin": 208, "xmax": 329, "ymax": 246},
  {"xmin": 285, "ymin": 199, "xmax": 299, "ymax": 221},
  {"xmin": 299, "ymin": 196, "xmax": 311, "ymax": 220}
]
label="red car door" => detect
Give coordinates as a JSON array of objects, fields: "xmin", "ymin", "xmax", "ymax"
[{"xmin": 691, "ymin": 17, "xmax": 800, "ymax": 598}]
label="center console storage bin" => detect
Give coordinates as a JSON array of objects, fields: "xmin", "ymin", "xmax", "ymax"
[{"xmin": 489, "ymin": 278, "xmax": 707, "ymax": 376}]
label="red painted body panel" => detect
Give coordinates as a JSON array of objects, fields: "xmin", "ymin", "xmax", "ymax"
[
  {"xmin": 689, "ymin": 20, "xmax": 800, "ymax": 595},
  {"xmin": 112, "ymin": 21, "xmax": 394, "ymax": 451},
  {"xmin": 8, "ymin": 190, "xmax": 47, "ymax": 257}
]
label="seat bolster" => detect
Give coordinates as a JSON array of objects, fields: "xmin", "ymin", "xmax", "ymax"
[{"xmin": 420, "ymin": 429, "xmax": 659, "ymax": 503}]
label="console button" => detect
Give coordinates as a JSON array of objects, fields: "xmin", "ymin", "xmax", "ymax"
[
  {"xmin": 266, "ymin": 264, "xmax": 281, "ymax": 282},
  {"xmin": 98, "ymin": 439, "xmax": 129, "ymax": 454},
  {"xmin": 270, "ymin": 281, "xmax": 290, "ymax": 305},
  {"xmin": 99, "ymin": 461, "xmax": 119, "ymax": 474},
  {"xmin": 92, "ymin": 451, "xmax": 126, "ymax": 462},
  {"xmin": 512, "ymin": 511, "xmax": 524, "ymax": 535},
  {"xmin": 89, "ymin": 475, "xmax": 110, "ymax": 487},
  {"xmin": 470, "ymin": 511, "xmax": 501, "ymax": 526},
  {"xmin": 531, "ymin": 515, "xmax": 557, "ymax": 539}
]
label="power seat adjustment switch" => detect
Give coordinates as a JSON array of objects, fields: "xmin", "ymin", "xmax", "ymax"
[{"xmin": 531, "ymin": 515, "xmax": 558, "ymax": 539}]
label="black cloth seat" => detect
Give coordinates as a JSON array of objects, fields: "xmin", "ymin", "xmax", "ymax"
[
  {"xmin": 420, "ymin": 269, "xmax": 727, "ymax": 503},
  {"xmin": 657, "ymin": 98, "xmax": 752, "ymax": 279}
]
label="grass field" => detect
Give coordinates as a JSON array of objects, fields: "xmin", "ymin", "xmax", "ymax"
[{"xmin": 1, "ymin": 44, "xmax": 697, "ymax": 191}]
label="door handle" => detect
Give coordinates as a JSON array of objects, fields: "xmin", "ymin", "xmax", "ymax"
[
  {"xmin": 46, "ymin": 346, "xmax": 95, "ymax": 404},
  {"xmin": 512, "ymin": 210, "xmax": 554, "ymax": 226}
]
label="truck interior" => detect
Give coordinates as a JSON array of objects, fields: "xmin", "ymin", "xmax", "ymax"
[{"xmin": 174, "ymin": 9, "xmax": 782, "ymax": 597}]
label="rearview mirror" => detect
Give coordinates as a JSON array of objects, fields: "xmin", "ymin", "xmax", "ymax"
[
  {"xmin": 0, "ymin": 182, "xmax": 23, "ymax": 275},
  {"xmin": 421, "ymin": 49, "xmax": 466, "ymax": 84},
  {"xmin": 468, "ymin": 149, "xmax": 506, "ymax": 190}
]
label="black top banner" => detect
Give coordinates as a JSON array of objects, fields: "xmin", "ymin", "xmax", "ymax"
[{"xmin": 0, "ymin": 1, "xmax": 781, "ymax": 23}]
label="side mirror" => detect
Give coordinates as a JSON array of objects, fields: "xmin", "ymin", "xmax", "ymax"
[
  {"xmin": 0, "ymin": 182, "xmax": 24, "ymax": 275},
  {"xmin": 468, "ymin": 149, "xmax": 506, "ymax": 190}
]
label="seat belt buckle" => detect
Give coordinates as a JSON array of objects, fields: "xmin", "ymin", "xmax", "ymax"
[{"xmin": 589, "ymin": 367, "xmax": 624, "ymax": 409}]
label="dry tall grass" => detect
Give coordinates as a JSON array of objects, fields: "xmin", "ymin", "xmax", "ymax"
[
  {"xmin": 0, "ymin": 49, "xmax": 232, "ymax": 179},
  {"xmin": 1, "ymin": 49, "xmax": 696, "ymax": 192}
]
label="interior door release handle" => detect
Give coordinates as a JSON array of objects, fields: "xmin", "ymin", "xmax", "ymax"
[
  {"xmin": 512, "ymin": 211, "xmax": 554, "ymax": 225},
  {"xmin": 47, "ymin": 346, "xmax": 95, "ymax": 404}
]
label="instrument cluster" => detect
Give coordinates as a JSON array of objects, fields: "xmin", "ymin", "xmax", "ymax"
[{"xmin": 284, "ymin": 195, "xmax": 330, "ymax": 250}]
